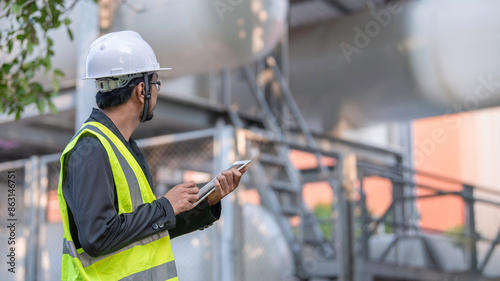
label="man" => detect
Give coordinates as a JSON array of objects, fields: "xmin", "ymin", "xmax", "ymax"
[{"xmin": 57, "ymin": 31, "xmax": 246, "ymax": 280}]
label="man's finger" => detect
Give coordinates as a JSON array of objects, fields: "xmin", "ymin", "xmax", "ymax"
[
  {"xmin": 188, "ymin": 194, "xmax": 199, "ymax": 203},
  {"xmin": 217, "ymin": 175, "xmax": 229, "ymax": 194},
  {"xmin": 224, "ymin": 170, "xmax": 234, "ymax": 189},
  {"xmin": 178, "ymin": 181, "xmax": 196, "ymax": 189},
  {"xmin": 239, "ymin": 166, "xmax": 248, "ymax": 174},
  {"xmin": 233, "ymin": 169, "xmax": 242, "ymax": 187},
  {"xmin": 214, "ymin": 178, "xmax": 223, "ymax": 196},
  {"xmin": 186, "ymin": 185, "xmax": 199, "ymax": 194}
]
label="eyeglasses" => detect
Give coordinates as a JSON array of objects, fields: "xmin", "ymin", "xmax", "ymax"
[{"xmin": 150, "ymin": 79, "xmax": 161, "ymax": 91}]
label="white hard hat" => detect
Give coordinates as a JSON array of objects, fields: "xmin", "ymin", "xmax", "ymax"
[{"xmin": 84, "ymin": 30, "xmax": 171, "ymax": 82}]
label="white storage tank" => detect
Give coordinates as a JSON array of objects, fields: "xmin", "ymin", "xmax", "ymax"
[
  {"xmin": 171, "ymin": 203, "xmax": 296, "ymax": 281},
  {"xmin": 38, "ymin": 0, "xmax": 287, "ymax": 87}
]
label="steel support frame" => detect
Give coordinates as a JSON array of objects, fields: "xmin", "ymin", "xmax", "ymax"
[
  {"xmin": 22, "ymin": 156, "xmax": 40, "ymax": 281},
  {"xmin": 463, "ymin": 184, "xmax": 479, "ymax": 274},
  {"xmin": 356, "ymin": 162, "xmax": 500, "ymax": 280},
  {"xmin": 36, "ymin": 153, "xmax": 60, "ymax": 281},
  {"xmin": 334, "ymin": 154, "xmax": 358, "ymax": 281},
  {"xmin": 75, "ymin": 0, "xmax": 99, "ymax": 130},
  {"xmin": 0, "ymin": 159, "xmax": 29, "ymax": 281},
  {"xmin": 479, "ymin": 226, "xmax": 500, "ymax": 274},
  {"xmin": 322, "ymin": 0, "xmax": 352, "ymax": 14},
  {"xmin": 214, "ymin": 121, "xmax": 241, "ymax": 281}
]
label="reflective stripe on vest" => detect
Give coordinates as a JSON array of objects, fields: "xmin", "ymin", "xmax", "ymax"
[{"xmin": 58, "ymin": 121, "xmax": 177, "ymax": 281}]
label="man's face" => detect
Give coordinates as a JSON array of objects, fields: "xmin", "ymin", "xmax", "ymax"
[{"xmin": 141, "ymin": 72, "xmax": 159, "ymax": 122}]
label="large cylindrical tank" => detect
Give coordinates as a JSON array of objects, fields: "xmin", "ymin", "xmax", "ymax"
[
  {"xmin": 288, "ymin": 0, "xmax": 500, "ymax": 132},
  {"xmin": 111, "ymin": 0, "xmax": 287, "ymax": 77},
  {"xmin": 170, "ymin": 203, "xmax": 295, "ymax": 281},
  {"xmin": 41, "ymin": 0, "xmax": 287, "ymax": 86}
]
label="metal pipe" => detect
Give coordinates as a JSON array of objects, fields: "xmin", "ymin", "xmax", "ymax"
[{"xmin": 288, "ymin": 0, "xmax": 500, "ymax": 130}]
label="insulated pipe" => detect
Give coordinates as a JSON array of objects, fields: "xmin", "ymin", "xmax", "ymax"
[
  {"xmin": 288, "ymin": 0, "xmax": 500, "ymax": 132},
  {"xmin": 43, "ymin": 0, "xmax": 287, "ymax": 85},
  {"xmin": 111, "ymin": 0, "xmax": 287, "ymax": 77}
]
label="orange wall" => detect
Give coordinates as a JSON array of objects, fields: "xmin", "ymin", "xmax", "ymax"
[
  {"xmin": 413, "ymin": 113, "xmax": 469, "ymax": 231},
  {"xmin": 362, "ymin": 176, "xmax": 392, "ymax": 218},
  {"xmin": 289, "ymin": 150, "xmax": 335, "ymax": 210}
]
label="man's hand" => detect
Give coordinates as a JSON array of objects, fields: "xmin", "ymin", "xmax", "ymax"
[
  {"xmin": 164, "ymin": 182, "xmax": 199, "ymax": 215},
  {"xmin": 207, "ymin": 167, "xmax": 248, "ymax": 207}
]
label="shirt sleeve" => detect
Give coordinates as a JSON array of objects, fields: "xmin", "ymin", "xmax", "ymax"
[
  {"xmin": 168, "ymin": 198, "xmax": 221, "ymax": 240},
  {"xmin": 62, "ymin": 135, "xmax": 177, "ymax": 257}
]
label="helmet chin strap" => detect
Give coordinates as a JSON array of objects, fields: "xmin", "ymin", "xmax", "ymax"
[{"xmin": 140, "ymin": 72, "xmax": 151, "ymax": 123}]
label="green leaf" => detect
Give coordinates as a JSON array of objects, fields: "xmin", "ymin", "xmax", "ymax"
[
  {"xmin": 26, "ymin": 69, "xmax": 34, "ymax": 79},
  {"xmin": 36, "ymin": 99, "xmax": 46, "ymax": 113},
  {"xmin": 20, "ymin": 94, "xmax": 36, "ymax": 106},
  {"xmin": 2, "ymin": 64, "xmax": 12, "ymax": 73},
  {"xmin": 21, "ymin": 78, "xmax": 28, "ymax": 89},
  {"xmin": 21, "ymin": 62, "xmax": 31, "ymax": 71},
  {"xmin": 48, "ymin": 99, "xmax": 58, "ymax": 115},
  {"xmin": 15, "ymin": 84, "xmax": 26, "ymax": 96},
  {"xmin": 12, "ymin": 4, "xmax": 21, "ymax": 15},
  {"xmin": 54, "ymin": 69, "xmax": 65, "ymax": 77},
  {"xmin": 27, "ymin": 41, "xmax": 34, "ymax": 54},
  {"xmin": 42, "ymin": 57, "xmax": 52, "ymax": 72},
  {"xmin": 30, "ymin": 82, "xmax": 44, "ymax": 93},
  {"xmin": 29, "ymin": 2, "xmax": 36, "ymax": 13},
  {"xmin": 66, "ymin": 27, "xmax": 73, "ymax": 41},
  {"xmin": 0, "ymin": 0, "xmax": 80, "ymax": 119},
  {"xmin": 52, "ymin": 77, "xmax": 60, "ymax": 93}
]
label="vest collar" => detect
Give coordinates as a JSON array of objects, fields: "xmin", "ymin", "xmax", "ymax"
[{"xmin": 87, "ymin": 108, "xmax": 132, "ymax": 145}]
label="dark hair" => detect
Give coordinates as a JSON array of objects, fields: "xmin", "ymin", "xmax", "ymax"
[{"xmin": 95, "ymin": 73, "xmax": 153, "ymax": 109}]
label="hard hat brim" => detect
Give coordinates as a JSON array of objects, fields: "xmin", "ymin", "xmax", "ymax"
[{"xmin": 83, "ymin": 68, "xmax": 172, "ymax": 80}]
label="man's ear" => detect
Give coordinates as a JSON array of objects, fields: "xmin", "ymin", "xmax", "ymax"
[{"xmin": 134, "ymin": 82, "xmax": 146, "ymax": 104}]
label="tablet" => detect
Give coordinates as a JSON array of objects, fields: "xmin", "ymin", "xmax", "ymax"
[{"xmin": 193, "ymin": 160, "xmax": 251, "ymax": 207}]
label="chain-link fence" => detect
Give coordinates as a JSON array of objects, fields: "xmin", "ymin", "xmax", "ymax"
[{"xmin": 140, "ymin": 136, "xmax": 214, "ymax": 197}]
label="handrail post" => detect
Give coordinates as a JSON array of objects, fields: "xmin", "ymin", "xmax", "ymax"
[
  {"xmin": 360, "ymin": 175, "xmax": 369, "ymax": 260},
  {"xmin": 463, "ymin": 184, "xmax": 478, "ymax": 273}
]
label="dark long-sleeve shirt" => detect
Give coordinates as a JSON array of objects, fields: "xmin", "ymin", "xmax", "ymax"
[{"xmin": 61, "ymin": 108, "xmax": 220, "ymax": 257}]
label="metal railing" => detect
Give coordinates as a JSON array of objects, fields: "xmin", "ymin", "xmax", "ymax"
[{"xmin": 357, "ymin": 160, "xmax": 500, "ymax": 279}]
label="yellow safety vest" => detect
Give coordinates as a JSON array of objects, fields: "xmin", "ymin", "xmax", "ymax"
[{"xmin": 57, "ymin": 121, "xmax": 178, "ymax": 281}]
